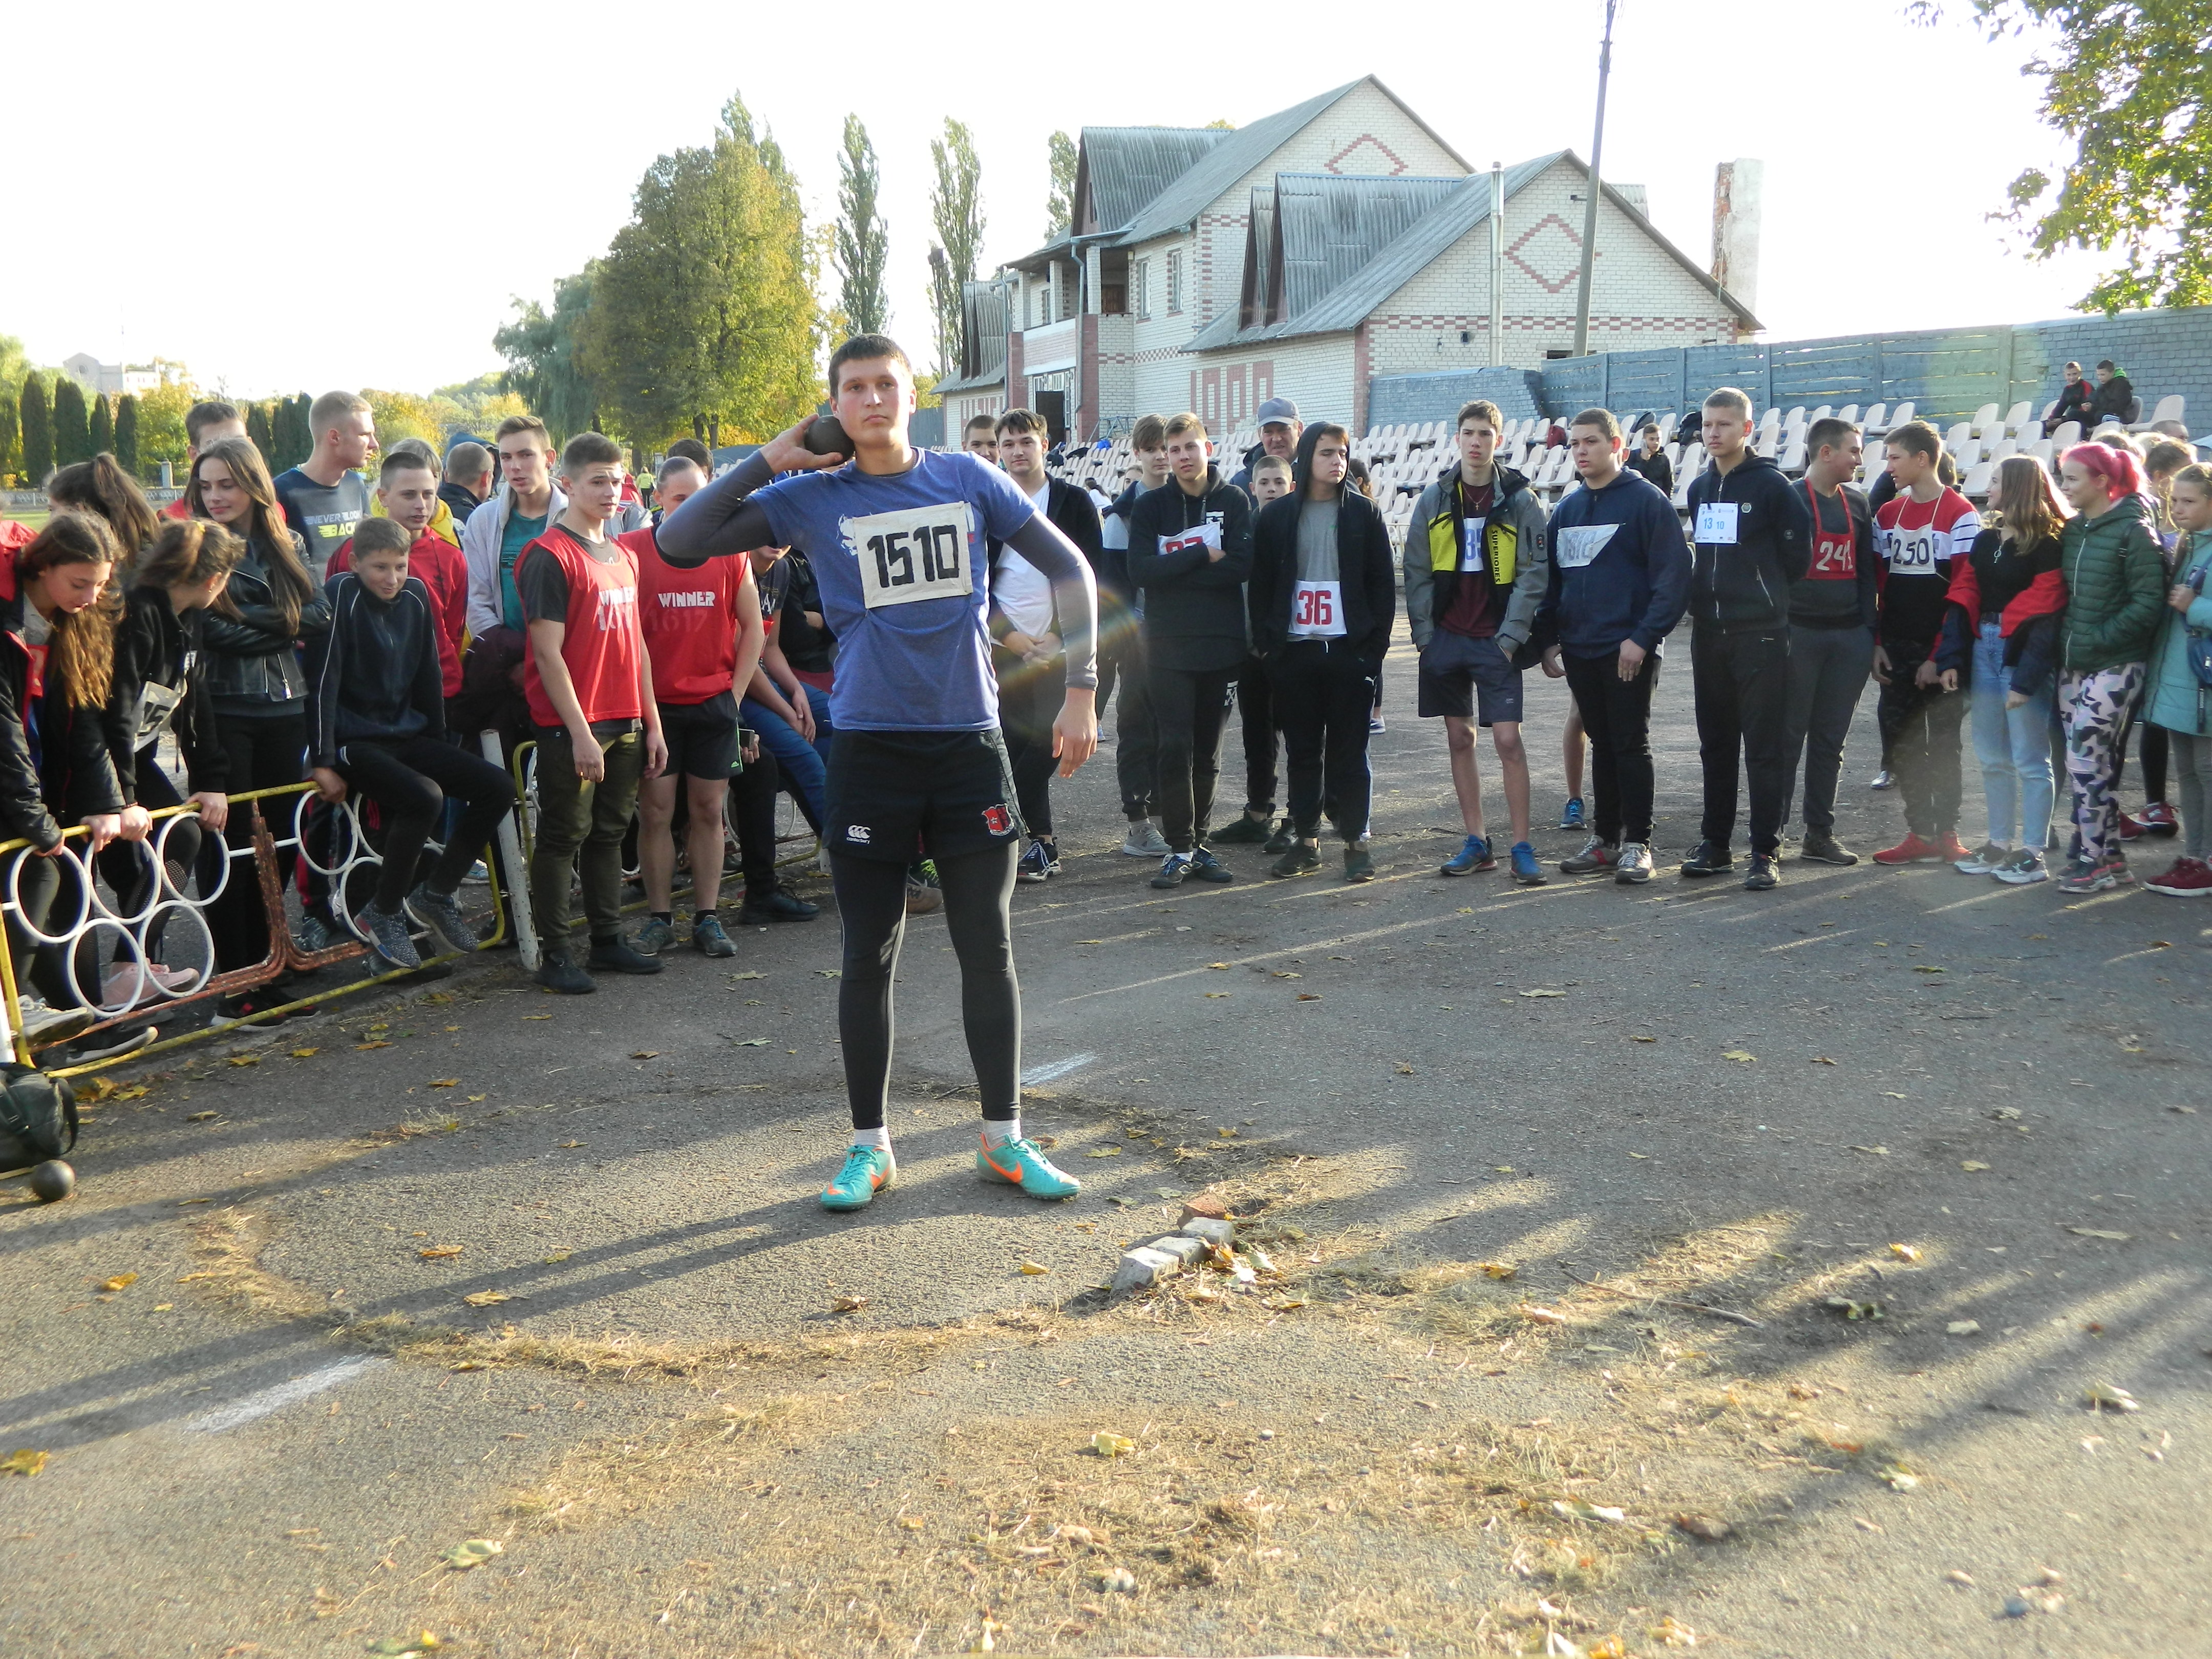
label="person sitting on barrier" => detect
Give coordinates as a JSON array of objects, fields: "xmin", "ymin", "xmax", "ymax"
[
  {"xmin": 0, "ymin": 513, "xmax": 129, "ymax": 1049},
  {"xmin": 304, "ymin": 519, "xmax": 514, "ymax": 972},
  {"xmin": 98, "ymin": 518, "xmax": 240, "ymax": 1012},
  {"xmin": 191, "ymin": 434, "xmax": 331, "ymax": 1028}
]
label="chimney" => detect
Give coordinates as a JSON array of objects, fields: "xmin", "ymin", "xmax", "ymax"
[{"xmin": 1711, "ymin": 158, "xmax": 1763, "ymax": 321}]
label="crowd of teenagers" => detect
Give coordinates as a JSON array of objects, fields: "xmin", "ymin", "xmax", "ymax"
[{"xmin": 3, "ymin": 343, "xmax": 2206, "ymax": 1209}]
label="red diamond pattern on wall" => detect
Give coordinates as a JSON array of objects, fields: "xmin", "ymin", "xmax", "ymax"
[
  {"xmin": 1506, "ymin": 214, "xmax": 1585, "ymax": 295},
  {"xmin": 1324, "ymin": 135, "xmax": 1409, "ymax": 176}
]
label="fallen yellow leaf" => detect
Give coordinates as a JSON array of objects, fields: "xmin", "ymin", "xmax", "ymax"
[
  {"xmin": 461, "ymin": 1290, "xmax": 511, "ymax": 1307},
  {"xmin": 1889, "ymin": 1243, "xmax": 1923, "ymax": 1263},
  {"xmin": 429, "ymin": 1079, "xmax": 459, "ymax": 1089},
  {"xmin": 1961, "ymin": 1161, "xmax": 1991, "ymax": 1173},
  {"xmin": 1521, "ymin": 988, "xmax": 1566, "ymax": 998},
  {"xmin": 831, "ymin": 1295, "xmax": 868, "ymax": 1313},
  {"xmin": 2, "ymin": 1449, "xmax": 49, "ymax": 1477},
  {"xmin": 290, "ymin": 1048, "xmax": 320, "ymax": 1059},
  {"xmin": 418, "ymin": 1246, "xmax": 463, "ymax": 1260},
  {"xmin": 1018, "ymin": 1261, "xmax": 1049, "ymax": 1276},
  {"xmin": 1477, "ymin": 1261, "xmax": 1517, "ymax": 1280},
  {"xmin": 1091, "ymin": 1432, "xmax": 1136, "ymax": 1458},
  {"xmin": 441, "ymin": 1539, "xmax": 503, "ymax": 1570},
  {"xmin": 1721, "ymin": 1049, "xmax": 1756, "ymax": 1063},
  {"xmin": 227, "ymin": 1055, "xmax": 258, "ymax": 1067},
  {"xmin": 100, "ymin": 1273, "xmax": 138, "ymax": 1292},
  {"xmin": 357, "ymin": 1040, "xmax": 392, "ymax": 1050}
]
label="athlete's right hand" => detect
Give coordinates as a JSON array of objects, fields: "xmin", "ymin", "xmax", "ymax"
[
  {"xmin": 309, "ymin": 767, "xmax": 348, "ymax": 803},
  {"xmin": 569, "ymin": 732, "xmax": 606, "ymax": 782},
  {"xmin": 790, "ymin": 686, "xmax": 816, "ymax": 742},
  {"xmin": 758, "ymin": 419, "xmax": 847, "ymax": 475},
  {"xmin": 1871, "ymin": 642, "xmax": 1892, "ymax": 685},
  {"xmin": 1540, "ymin": 646, "xmax": 1566, "ymax": 679},
  {"xmin": 1616, "ymin": 639, "xmax": 1647, "ymax": 682}
]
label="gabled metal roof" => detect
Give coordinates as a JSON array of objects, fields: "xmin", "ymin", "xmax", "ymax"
[
  {"xmin": 1237, "ymin": 185, "xmax": 1278, "ymax": 330},
  {"xmin": 1186, "ymin": 150, "xmax": 1760, "ymax": 353},
  {"xmin": 1075, "ymin": 127, "xmax": 1232, "ymax": 238},
  {"xmin": 1273, "ymin": 172, "xmax": 1463, "ymax": 323}
]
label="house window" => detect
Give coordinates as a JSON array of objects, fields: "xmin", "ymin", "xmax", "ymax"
[{"xmin": 1166, "ymin": 249, "xmax": 1184, "ymax": 315}]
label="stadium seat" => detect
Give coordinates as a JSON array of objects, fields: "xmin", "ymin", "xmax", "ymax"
[
  {"xmin": 2137, "ymin": 393, "xmax": 2187, "ymax": 431},
  {"xmin": 2027, "ymin": 438, "xmax": 2055, "ymax": 465},
  {"xmin": 2050, "ymin": 421, "xmax": 2082, "ymax": 448},
  {"xmin": 1843, "ymin": 404, "xmax": 1864, "ymax": 424},
  {"xmin": 1987, "ymin": 436, "xmax": 2017, "ymax": 464},
  {"xmin": 1890, "ymin": 401, "xmax": 1916, "ymax": 427},
  {"xmin": 2001, "ymin": 400, "xmax": 2033, "ymax": 436},
  {"xmin": 1811, "ymin": 405, "xmax": 1833, "ymax": 422},
  {"xmin": 1970, "ymin": 401, "xmax": 2001, "ymax": 436},
  {"xmin": 1963, "ymin": 460, "xmax": 1993, "ymax": 499},
  {"xmin": 1856, "ymin": 403, "xmax": 1879, "ymax": 429}
]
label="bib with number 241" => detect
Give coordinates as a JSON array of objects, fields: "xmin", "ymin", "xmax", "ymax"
[{"xmin": 845, "ymin": 501, "xmax": 975, "ymax": 609}]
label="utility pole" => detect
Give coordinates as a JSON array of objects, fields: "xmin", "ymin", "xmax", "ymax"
[
  {"xmin": 1570, "ymin": 0, "xmax": 1618, "ymax": 357},
  {"xmin": 1489, "ymin": 161, "xmax": 1504, "ymax": 367}
]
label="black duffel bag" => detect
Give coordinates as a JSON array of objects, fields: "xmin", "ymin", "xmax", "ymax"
[{"xmin": 0, "ymin": 1064, "xmax": 77, "ymax": 1170}]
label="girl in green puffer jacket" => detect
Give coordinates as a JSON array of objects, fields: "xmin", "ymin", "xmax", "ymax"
[
  {"xmin": 2139, "ymin": 465, "xmax": 2212, "ymax": 896},
  {"xmin": 2053, "ymin": 443, "xmax": 2167, "ymax": 892}
]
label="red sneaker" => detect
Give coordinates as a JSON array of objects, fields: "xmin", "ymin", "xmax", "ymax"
[
  {"xmin": 2118, "ymin": 812, "xmax": 2149, "ymax": 842},
  {"xmin": 2136, "ymin": 801, "xmax": 2181, "ymax": 837},
  {"xmin": 1932, "ymin": 831, "xmax": 1973, "ymax": 864},
  {"xmin": 1873, "ymin": 833, "xmax": 1939, "ymax": 865},
  {"xmin": 2145, "ymin": 856, "xmax": 2212, "ymax": 897}
]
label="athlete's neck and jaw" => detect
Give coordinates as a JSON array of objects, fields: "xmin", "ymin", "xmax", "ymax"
[{"xmin": 560, "ymin": 459, "xmax": 624, "ymax": 546}]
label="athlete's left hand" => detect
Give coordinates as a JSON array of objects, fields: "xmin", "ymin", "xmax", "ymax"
[
  {"xmin": 118, "ymin": 803, "xmax": 153, "ymax": 842},
  {"xmin": 1051, "ymin": 688, "xmax": 1099, "ymax": 778},
  {"xmin": 643, "ymin": 729, "xmax": 669, "ymax": 782},
  {"xmin": 758, "ymin": 419, "xmax": 848, "ymax": 476}
]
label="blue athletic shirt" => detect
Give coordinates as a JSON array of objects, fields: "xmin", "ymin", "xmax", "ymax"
[{"xmin": 750, "ymin": 450, "xmax": 1037, "ymax": 731}]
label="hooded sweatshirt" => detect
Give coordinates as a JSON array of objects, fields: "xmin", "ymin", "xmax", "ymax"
[
  {"xmin": 304, "ymin": 571, "xmax": 447, "ymax": 767},
  {"xmin": 1125, "ymin": 466, "xmax": 1253, "ymax": 673},
  {"xmin": 1535, "ymin": 467, "xmax": 1691, "ymax": 658},
  {"xmin": 1683, "ymin": 450, "xmax": 1813, "ymax": 633}
]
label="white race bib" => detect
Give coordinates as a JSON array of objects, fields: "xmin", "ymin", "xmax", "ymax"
[
  {"xmin": 1879, "ymin": 525, "xmax": 1941, "ymax": 573},
  {"xmin": 1552, "ymin": 524, "xmax": 1618, "ymax": 570},
  {"xmin": 1160, "ymin": 522, "xmax": 1222, "ymax": 559},
  {"xmin": 1694, "ymin": 502, "xmax": 1740, "ymax": 544},
  {"xmin": 1287, "ymin": 579, "xmax": 1346, "ymax": 639},
  {"xmin": 845, "ymin": 502, "xmax": 975, "ymax": 609},
  {"xmin": 1458, "ymin": 516, "xmax": 1489, "ymax": 572}
]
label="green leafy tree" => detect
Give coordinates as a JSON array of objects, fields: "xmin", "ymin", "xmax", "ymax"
[
  {"xmin": 285, "ymin": 393, "xmax": 316, "ymax": 471},
  {"xmin": 929, "ymin": 118, "xmax": 985, "ymax": 379},
  {"xmin": 52, "ymin": 377, "xmax": 90, "ymax": 469},
  {"xmin": 1937, "ymin": 0, "xmax": 2212, "ymax": 310},
  {"xmin": 88, "ymin": 393, "xmax": 113, "ymax": 459},
  {"xmin": 132, "ymin": 379, "xmax": 193, "ymax": 480},
  {"xmin": 1047, "ymin": 131, "xmax": 1078, "ymax": 238},
  {"xmin": 115, "ymin": 394, "xmax": 140, "ymax": 477},
  {"xmin": 578, "ymin": 93, "xmax": 822, "ymax": 446},
  {"xmin": 19, "ymin": 376, "xmax": 51, "ymax": 485},
  {"xmin": 834, "ymin": 114, "xmax": 891, "ymax": 337},
  {"xmin": 496, "ymin": 267, "xmax": 601, "ymax": 443},
  {"xmin": 0, "ymin": 335, "xmax": 27, "ymax": 480},
  {"xmin": 365, "ymin": 389, "xmax": 440, "ymax": 446},
  {"xmin": 247, "ymin": 401, "xmax": 275, "ymax": 463}
]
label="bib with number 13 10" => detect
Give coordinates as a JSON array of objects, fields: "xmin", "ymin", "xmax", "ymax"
[{"xmin": 844, "ymin": 501, "xmax": 975, "ymax": 609}]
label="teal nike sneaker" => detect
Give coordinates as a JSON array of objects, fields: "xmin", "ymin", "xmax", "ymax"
[
  {"xmin": 821, "ymin": 1144, "xmax": 896, "ymax": 1211},
  {"xmin": 975, "ymin": 1134, "xmax": 1082, "ymax": 1200}
]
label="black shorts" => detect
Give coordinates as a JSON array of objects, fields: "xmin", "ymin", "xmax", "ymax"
[
  {"xmin": 1416, "ymin": 631, "xmax": 1524, "ymax": 726},
  {"xmin": 825, "ymin": 728, "xmax": 1023, "ymax": 864},
  {"xmin": 657, "ymin": 692, "xmax": 739, "ymax": 780}
]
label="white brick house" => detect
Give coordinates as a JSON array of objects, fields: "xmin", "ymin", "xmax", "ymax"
[{"xmin": 937, "ymin": 76, "xmax": 1757, "ymax": 440}]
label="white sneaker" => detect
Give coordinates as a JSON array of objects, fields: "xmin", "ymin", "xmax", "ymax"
[
  {"xmin": 15, "ymin": 995, "xmax": 95, "ymax": 1045},
  {"xmin": 1121, "ymin": 819, "xmax": 1170, "ymax": 857},
  {"xmin": 1869, "ymin": 769, "xmax": 1895, "ymax": 790}
]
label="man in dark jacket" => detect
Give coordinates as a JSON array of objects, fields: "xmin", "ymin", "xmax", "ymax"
[
  {"xmin": 1537, "ymin": 410, "xmax": 1691, "ymax": 884},
  {"xmin": 1624, "ymin": 424, "xmax": 1674, "ymax": 497},
  {"xmin": 1681, "ymin": 387, "xmax": 1813, "ymax": 889},
  {"xmin": 1779, "ymin": 417, "xmax": 1879, "ymax": 865},
  {"xmin": 1098, "ymin": 417, "xmax": 1171, "ymax": 853},
  {"xmin": 1127, "ymin": 413, "xmax": 1252, "ymax": 886},
  {"xmin": 1218, "ymin": 396, "xmax": 1305, "ymax": 850},
  {"xmin": 440, "ymin": 441, "xmax": 494, "ymax": 526},
  {"xmin": 2044, "ymin": 362, "xmax": 2095, "ymax": 435},
  {"xmin": 1249, "ymin": 423, "xmax": 1396, "ymax": 883},
  {"xmin": 2089, "ymin": 359, "xmax": 2136, "ymax": 427},
  {"xmin": 988, "ymin": 408, "xmax": 1104, "ymax": 882}
]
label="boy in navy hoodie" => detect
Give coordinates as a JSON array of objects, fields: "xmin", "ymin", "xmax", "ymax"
[{"xmin": 1537, "ymin": 408, "xmax": 1691, "ymax": 884}]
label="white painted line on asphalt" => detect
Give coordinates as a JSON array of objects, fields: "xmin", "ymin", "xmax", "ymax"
[
  {"xmin": 1022, "ymin": 1053, "xmax": 1098, "ymax": 1087},
  {"xmin": 1766, "ymin": 928, "xmax": 1861, "ymax": 952},
  {"xmin": 184, "ymin": 1357, "xmax": 387, "ymax": 1434}
]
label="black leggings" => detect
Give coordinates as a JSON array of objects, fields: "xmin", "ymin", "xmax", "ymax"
[
  {"xmin": 832, "ymin": 842, "xmax": 1019, "ymax": 1132},
  {"xmin": 207, "ymin": 711, "xmax": 306, "ymax": 974},
  {"xmin": 2114, "ymin": 710, "xmax": 2170, "ymax": 802},
  {"xmin": 336, "ymin": 734, "xmax": 515, "ymax": 910}
]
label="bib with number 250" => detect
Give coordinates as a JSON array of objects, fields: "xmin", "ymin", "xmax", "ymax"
[{"xmin": 845, "ymin": 501, "xmax": 975, "ymax": 609}]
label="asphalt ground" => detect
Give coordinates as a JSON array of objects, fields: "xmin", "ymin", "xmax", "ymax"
[{"xmin": 4, "ymin": 628, "xmax": 2207, "ymax": 1658}]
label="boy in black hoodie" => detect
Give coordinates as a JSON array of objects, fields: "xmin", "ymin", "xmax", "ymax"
[
  {"xmin": 1681, "ymin": 387, "xmax": 1813, "ymax": 889},
  {"xmin": 1126, "ymin": 412, "xmax": 1253, "ymax": 886},
  {"xmin": 305, "ymin": 520, "xmax": 514, "ymax": 970}
]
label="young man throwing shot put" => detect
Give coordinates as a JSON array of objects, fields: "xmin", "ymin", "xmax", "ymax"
[{"xmin": 658, "ymin": 335, "xmax": 1100, "ymax": 1213}]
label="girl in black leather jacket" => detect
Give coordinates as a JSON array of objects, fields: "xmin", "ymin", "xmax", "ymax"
[{"xmin": 188, "ymin": 436, "xmax": 329, "ymax": 1001}]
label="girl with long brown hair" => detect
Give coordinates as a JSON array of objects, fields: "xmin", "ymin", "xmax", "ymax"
[
  {"xmin": 189, "ymin": 436, "xmax": 330, "ymax": 1017},
  {"xmin": 47, "ymin": 453, "xmax": 161, "ymax": 570},
  {"xmin": 0, "ymin": 513, "xmax": 129, "ymax": 1047},
  {"xmin": 1932, "ymin": 455, "xmax": 2072, "ymax": 884}
]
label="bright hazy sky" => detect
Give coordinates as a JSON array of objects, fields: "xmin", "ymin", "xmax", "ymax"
[{"xmin": 7, "ymin": 0, "xmax": 2110, "ymax": 401}]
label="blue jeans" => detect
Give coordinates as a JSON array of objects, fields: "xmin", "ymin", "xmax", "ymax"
[
  {"xmin": 741, "ymin": 699, "xmax": 825, "ymax": 831},
  {"xmin": 1969, "ymin": 621, "xmax": 2056, "ymax": 849}
]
